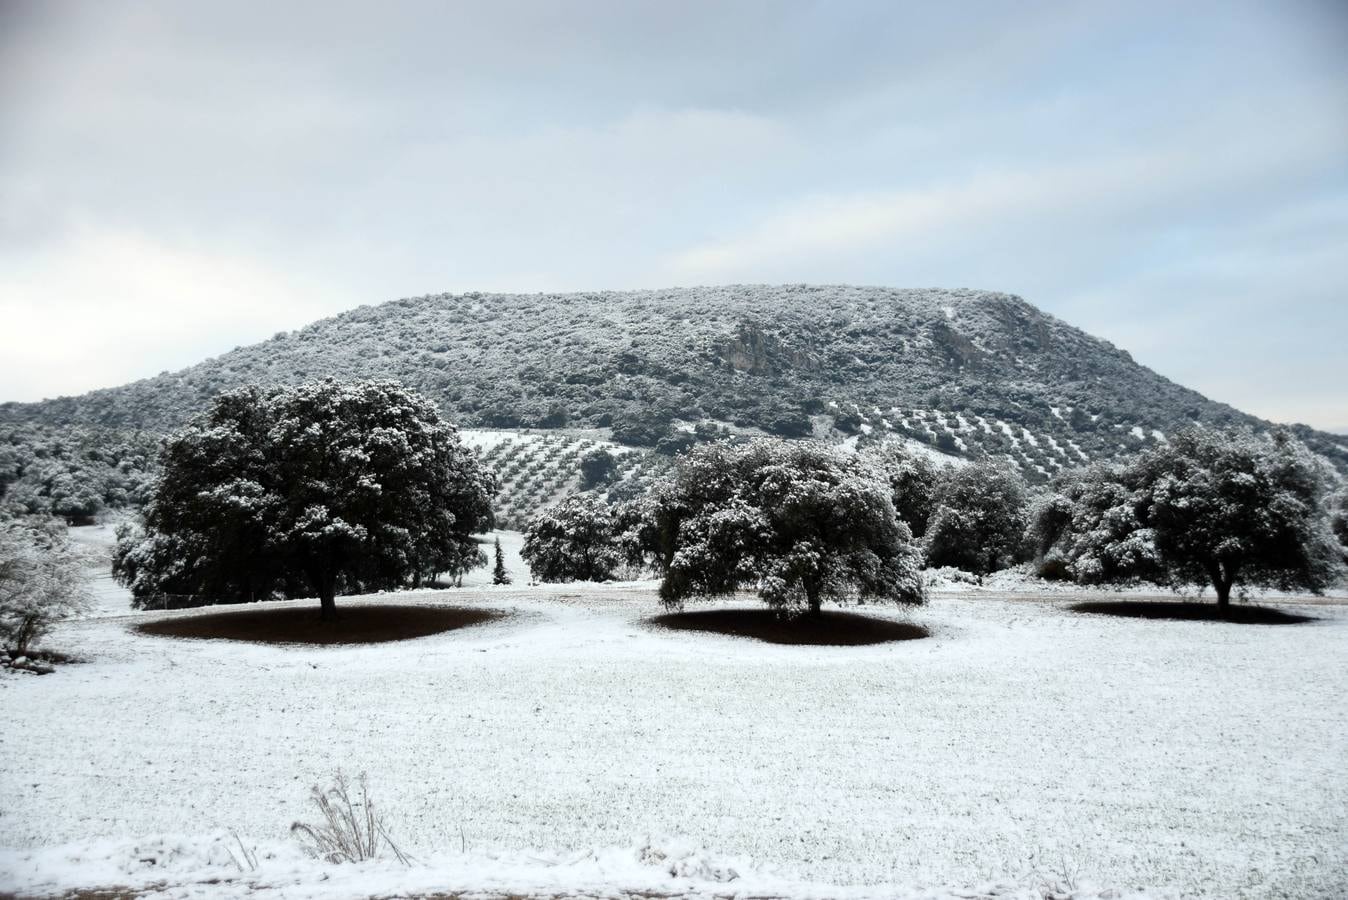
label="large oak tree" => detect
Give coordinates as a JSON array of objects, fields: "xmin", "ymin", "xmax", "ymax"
[
  {"xmin": 1030, "ymin": 429, "xmax": 1342, "ymax": 605},
  {"xmin": 114, "ymin": 379, "xmax": 496, "ymax": 619},
  {"xmin": 649, "ymin": 439, "xmax": 925, "ymax": 617}
]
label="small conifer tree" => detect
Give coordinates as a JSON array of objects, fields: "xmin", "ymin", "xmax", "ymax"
[{"xmin": 492, "ymin": 536, "xmax": 511, "ymax": 585}]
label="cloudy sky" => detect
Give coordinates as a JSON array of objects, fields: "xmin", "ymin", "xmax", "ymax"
[{"xmin": 2, "ymin": 1, "xmax": 1345, "ymax": 430}]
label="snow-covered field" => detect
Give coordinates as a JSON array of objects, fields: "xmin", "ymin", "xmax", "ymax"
[{"xmin": 2, "ymin": 576, "xmax": 1345, "ymax": 898}]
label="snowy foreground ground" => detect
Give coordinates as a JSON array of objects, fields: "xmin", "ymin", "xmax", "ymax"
[{"xmin": 1, "ymin": 543, "xmax": 1346, "ymax": 898}]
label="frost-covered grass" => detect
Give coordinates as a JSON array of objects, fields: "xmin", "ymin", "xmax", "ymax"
[{"xmin": 1, "ymin": 584, "xmax": 1345, "ymax": 899}]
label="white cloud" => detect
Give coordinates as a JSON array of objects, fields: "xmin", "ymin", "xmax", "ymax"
[
  {"xmin": 663, "ymin": 104, "xmax": 1345, "ymax": 283},
  {"xmin": 0, "ymin": 227, "xmax": 346, "ymax": 401}
]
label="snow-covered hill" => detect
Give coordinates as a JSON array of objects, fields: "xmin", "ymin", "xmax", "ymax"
[{"xmin": 4, "ymin": 285, "xmax": 1345, "ymax": 482}]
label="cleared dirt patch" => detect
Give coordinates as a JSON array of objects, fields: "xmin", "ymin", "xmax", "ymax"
[
  {"xmin": 1069, "ymin": 600, "xmax": 1316, "ymax": 625},
  {"xmin": 650, "ymin": 607, "xmax": 929, "ymax": 645},
  {"xmin": 135, "ymin": 604, "xmax": 507, "ymax": 645}
]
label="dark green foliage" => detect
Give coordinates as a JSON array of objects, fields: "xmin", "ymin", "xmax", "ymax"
[
  {"xmin": 868, "ymin": 444, "xmax": 943, "ymax": 536},
  {"xmin": 578, "ymin": 448, "xmax": 618, "ymax": 489},
  {"xmin": 112, "ymin": 379, "xmax": 497, "ymax": 617},
  {"xmin": 653, "ymin": 431, "xmax": 697, "ymax": 456},
  {"xmin": 833, "ymin": 406, "xmax": 864, "ymax": 434},
  {"xmin": 765, "ymin": 408, "xmax": 814, "ymax": 438},
  {"xmin": 1024, "ymin": 464, "xmax": 1159, "ymax": 584},
  {"xmin": 924, "ymin": 462, "xmax": 1030, "ymax": 574},
  {"xmin": 520, "ymin": 494, "xmax": 622, "ymax": 583},
  {"xmin": 0, "ymin": 424, "xmax": 158, "ymax": 523},
  {"xmin": 1331, "ymin": 491, "xmax": 1348, "ymax": 563},
  {"xmin": 610, "ymin": 410, "xmax": 677, "ymax": 448},
  {"xmin": 1033, "ymin": 429, "xmax": 1344, "ymax": 604},
  {"xmin": 652, "ymin": 439, "xmax": 925, "ymax": 617},
  {"xmin": 492, "ymin": 536, "xmax": 511, "ymax": 585}
]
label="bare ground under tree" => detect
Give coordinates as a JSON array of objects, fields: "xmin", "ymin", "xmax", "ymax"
[
  {"xmin": 134, "ymin": 604, "xmax": 508, "ymax": 645},
  {"xmin": 1068, "ymin": 599, "xmax": 1317, "ymax": 624},
  {"xmin": 649, "ymin": 607, "xmax": 929, "ymax": 645}
]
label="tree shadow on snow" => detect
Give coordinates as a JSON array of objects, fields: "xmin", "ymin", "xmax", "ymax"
[
  {"xmin": 650, "ymin": 608, "xmax": 929, "ymax": 646},
  {"xmin": 1069, "ymin": 600, "xmax": 1316, "ymax": 625},
  {"xmin": 135, "ymin": 604, "xmax": 508, "ymax": 645}
]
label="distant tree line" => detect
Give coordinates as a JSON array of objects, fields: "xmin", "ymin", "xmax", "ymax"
[
  {"xmin": 7, "ymin": 376, "xmax": 1342, "ymax": 636},
  {"xmin": 0, "ymin": 424, "xmax": 158, "ymax": 523},
  {"xmin": 523, "ymin": 429, "xmax": 1346, "ymax": 613}
]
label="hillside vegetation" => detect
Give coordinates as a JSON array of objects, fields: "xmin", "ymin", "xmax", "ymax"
[{"xmin": 3, "ymin": 286, "xmax": 1344, "ymax": 488}]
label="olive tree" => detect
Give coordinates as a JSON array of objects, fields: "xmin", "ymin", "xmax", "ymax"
[
  {"xmin": 653, "ymin": 439, "xmax": 925, "ymax": 617},
  {"xmin": 114, "ymin": 379, "xmax": 496, "ymax": 619}
]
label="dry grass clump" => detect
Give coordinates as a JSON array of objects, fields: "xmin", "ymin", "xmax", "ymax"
[{"xmin": 291, "ymin": 771, "xmax": 410, "ymax": 865}]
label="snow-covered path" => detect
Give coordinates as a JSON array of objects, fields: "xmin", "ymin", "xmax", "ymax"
[{"xmin": 1, "ymin": 590, "xmax": 1345, "ymax": 898}]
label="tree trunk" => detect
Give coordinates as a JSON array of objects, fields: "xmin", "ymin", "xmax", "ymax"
[
  {"xmin": 1206, "ymin": 560, "xmax": 1234, "ymax": 608},
  {"xmin": 319, "ymin": 588, "xmax": 337, "ymax": 622},
  {"xmin": 806, "ymin": 586, "xmax": 822, "ymax": 618}
]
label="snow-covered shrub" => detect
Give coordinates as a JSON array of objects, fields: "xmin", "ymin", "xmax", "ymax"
[
  {"xmin": 291, "ymin": 771, "xmax": 409, "ymax": 865},
  {"xmin": 1024, "ymin": 491, "xmax": 1077, "ymax": 579},
  {"xmin": 521, "ymin": 494, "xmax": 623, "ymax": 583},
  {"xmin": 0, "ymin": 517, "xmax": 91, "ymax": 656},
  {"xmin": 922, "ymin": 566, "xmax": 982, "ymax": 589},
  {"xmin": 924, "ymin": 462, "xmax": 1029, "ymax": 575},
  {"xmin": 652, "ymin": 438, "xmax": 925, "ymax": 617}
]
